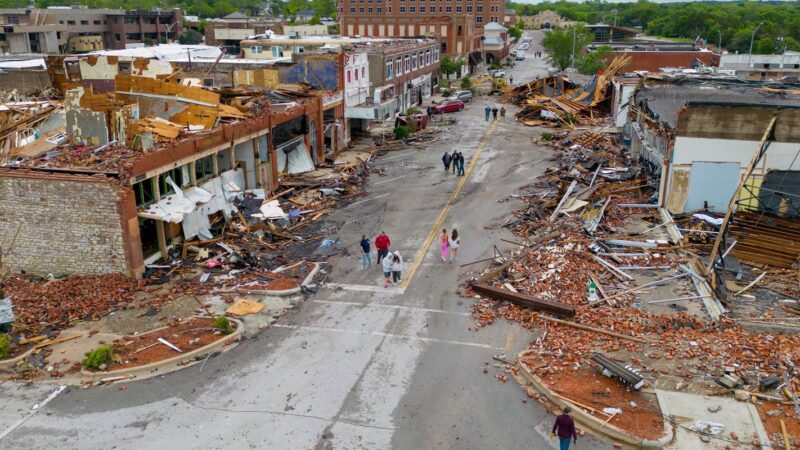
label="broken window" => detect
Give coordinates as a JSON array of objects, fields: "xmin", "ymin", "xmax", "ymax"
[
  {"xmin": 158, "ymin": 167, "xmax": 189, "ymax": 198},
  {"xmin": 7, "ymin": 16, "xmax": 18, "ymax": 25},
  {"xmin": 195, "ymin": 155, "xmax": 215, "ymax": 182},
  {"xmin": 133, "ymin": 178, "xmax": 155, "ymax": 207},
  {"xmin": 118, "ymin": 62, "xmax": 131, "ymax": 73}
]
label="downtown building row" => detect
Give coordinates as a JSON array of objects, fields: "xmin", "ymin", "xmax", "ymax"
[
  {"xmin": 0, "ymin": 35, "xmax": 439, "ymax": 278},
  {"xmin": 0, "ymin": 7, "xmax": 183, "ymax": 54},
  {"xmin": 336, "ymin": 0, "xmax": 515, "ymax": 67}
]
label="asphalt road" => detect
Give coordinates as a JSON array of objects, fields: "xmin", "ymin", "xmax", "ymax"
[{"xmin": 0, "ymin": 33, "xmax": 613, "ymax": 450}]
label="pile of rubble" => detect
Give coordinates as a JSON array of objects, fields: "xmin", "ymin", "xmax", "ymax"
[
  {"xmin": 467, "ymin": 127, "xmax": 800, "ymax": 447},
  {"xmin": 503, "ymin": 56, "xmax": 632, "ymax": 129}
]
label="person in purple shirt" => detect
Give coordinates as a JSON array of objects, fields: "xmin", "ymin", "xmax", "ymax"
[{"xmin": 551, "ymin": 406, "xmax": 577, "ymax": 450}]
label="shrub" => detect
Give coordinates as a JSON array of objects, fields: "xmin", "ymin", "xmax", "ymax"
[
  {"xmin": 460, "ymin": 76, "xmax": 472, "ymax": 89},
  {"xmin": 393, "ymin": 126, "xmax": 412, "ymax": 140},
  {"xmin": 214, "ymin": 316, "xmax": 234, "ymax": 335},
  {"xmin": 405, "ymin": 107, "xmax": 419, "ymax": 116},
  {"xmin": 0, "ymin": 334, "xmax": 10, "ymax": 359},
  {"xmin": 541, "ymin": 132, "xmax": 553, "ymax": 141},
  {"xmin": 83, "ymin": 345, "xmax": 113, "ymax": 370}
]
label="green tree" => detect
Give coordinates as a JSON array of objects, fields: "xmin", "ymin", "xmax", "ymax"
[
  {"xmin": 541, "ymin": 25, "xmax": 593, "ymax": 71},
  {"xmin": 577, "ymin": 44, "xmax": 612, "ymax": 75},
  {"xmin": 516, "ymin": 19, "xmax": 526, "ymax": 30},
  {"xmin": 213, "ymin": 1, "xmax": 236, "ymax": 18},
  {"xmin": 179, "ymin": 29, "xmax": 204, "ymax": 45},
  {"xmin": 440, "ymin": 56, "xmax": 464, "ymax": 78},
  {"xmin": 286, "ymin": 0, "xmax": 309, "ymax": 17},
  {"xmin": 508, "ymin": 25, "xmax": 522, "ymax": 41},
  {"xmin": 310, "ymin": 14, "xmax": 322, "ymax": 25}
]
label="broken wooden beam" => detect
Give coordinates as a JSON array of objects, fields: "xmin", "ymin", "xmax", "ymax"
[
  {"xmin": 541, "ymin": 316, "xmax": 649, "ymax": 343},
  {"xmin": 471, "ymin": 282, "xmax": 575, "ymax": 317}
]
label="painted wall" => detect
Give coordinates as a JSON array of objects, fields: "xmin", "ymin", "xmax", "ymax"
[{"xmin": 344, "ymin": 52, "xmax": 369, "ymax": 107}]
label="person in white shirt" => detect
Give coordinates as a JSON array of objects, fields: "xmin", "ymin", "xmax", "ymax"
[
  {"xmin": 391, "ymin": 251, "xmax": 403, "ymax": 284},
  {"xmin": 382, "ymin": 251, "xmax": 394, "ymax": 288},
  {"xmin": 449, "ymin": 229, "xmax": 460, "ymax": 262}
]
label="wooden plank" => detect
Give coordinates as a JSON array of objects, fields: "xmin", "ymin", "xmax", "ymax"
[
  {"xmin": 705, "ymin": 117, "xmax": 777, "ymax": 275},
  {"xmin": 541, "ymin": 316, "xmax": 649, "ymax": 343},
  {"xmin": 33, "ymin": 334, "xmax": 82, "ymax": 350},
  {"xmin": 780, "ymin": 419, "xmax": 790, "ymax": 450},
  {"xmin": 471, "ymin": 283, "xmax": 575, "ymax": 317}
]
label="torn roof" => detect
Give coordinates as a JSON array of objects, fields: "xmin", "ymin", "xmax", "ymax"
[
  {"xmin": 635, "ymin": 78, "xmax": 800, "ymax": 127},
  {"xmin": 7, "ymin": 75, "xmax": 325, "ymax": 179},
  {"xmin": 85, "ymin": 44, "xmax": 222, "ymax": 61}
]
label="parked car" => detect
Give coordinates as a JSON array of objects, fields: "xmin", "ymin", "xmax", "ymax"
[
  {"xmin": 431, "ymin": 99, "xmax": 465, "ymax": 114},
  {"xmin": 490, "ymin": 70, "xmax": 506, "ymax": 78},
  {"xmin": 447, "ymin": 90, "xmax": 473, "ymax": 103},
  {"xmin": 515, "ymin": 51, "xmax": 525, "ymax": 61}
]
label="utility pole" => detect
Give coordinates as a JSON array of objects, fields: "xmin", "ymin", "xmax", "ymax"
[
  {"xmin": 747, "ymin": 23, "xmax": 763, "ymax": 80},
  {"xmin": 570, "ymin": 26, "xmax": 576, "ymax": 69},
  {"xmin": 717, "ymin": 29, "xmax": 722, "ymax": 52}
]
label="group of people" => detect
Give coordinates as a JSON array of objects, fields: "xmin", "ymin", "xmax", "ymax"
[
  {"xmin": 441, "ymin": 150, "xmax": 466, "ymax": 176},
  {"xmin": 484, "ymin": 105, "xmax": 506, "ymax": 121},
  {"xmin": 534, "ymin": 50, "xmax": 543, "ymax": 58},
  {"xmin": 439, "ymin": 228, "xmax": 461, "ymax": 262},
  {"xmin": 359, "ymin": 231, "xmax": 404, "ymax": 288}
]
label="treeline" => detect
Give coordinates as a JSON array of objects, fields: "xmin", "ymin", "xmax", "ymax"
[
  {"xmin": 0, "ymin": 0, "xmax": 337, "ymax": 20},
  {"xmin": 509, "ymin": 0, "xmax": 800, "ymax": 54}
]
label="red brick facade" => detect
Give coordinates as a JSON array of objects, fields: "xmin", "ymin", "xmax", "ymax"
[{"xmin": 338, "ymin": 0, "xmax": 506, "ymax": 56}]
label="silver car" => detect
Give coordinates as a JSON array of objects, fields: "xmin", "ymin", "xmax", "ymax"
[{"xmin": 447, "ymin": 90, "xmax": 473, "ymax": 103}]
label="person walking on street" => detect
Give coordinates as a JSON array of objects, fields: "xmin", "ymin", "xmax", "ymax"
[
  {"xmin": 360, "ymin": 235, "xmax": 372, "ymax": 269},
  {"xmin": 426, "ymin": 104, "xmax": 433, "ymax": 118},
  {"xmin": 449, "ymin": 229, "xmax": 460, "ymax": 262},
  {"xmin": 440, "ymin": 229, "xmax": 449, "ymax": 262},
  {"xmin": 492, "ymin": 106, "xmax": 499, "ymax": 121},
  {"xmin": 382, "ymin": 251, "xmax": 393, "ymax": 288},
  {"xmin": 391, "ymin": 251, "xmax": 403, "ymax": 284},
  {"xmin": 510, "ymin": 75, "xmax": 513, "ymax": 85},
  {"xmin": 500, "ymin": 106, "xmax": 506, "ymax": 120},
  {"xmin": 451, "ymin": 151, "xmax": 458, "ymax": 174},
  {"xmin": 442, "ymin": 151, "xmax": 452, "ymax": 172},
  {"xmin": 375, "ymin": 231, "xmax": 390, "ymax": 263},
  {"xmin": 484, "ymin": 104, "xmax": 491, "ymax": 121},
  {"xmin": 457, "ymin": 151, "xmax": 466, "ymax": 176},
  {"xmin": 551, "ymin": 406, "xmax": 577, "ymax": 450}
]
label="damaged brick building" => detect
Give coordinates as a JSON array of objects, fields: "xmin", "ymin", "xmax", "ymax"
[{"xmin": 0, "ymin": 51, "xmax": 345, "ymax": 279}]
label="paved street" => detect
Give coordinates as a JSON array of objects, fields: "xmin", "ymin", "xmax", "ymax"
[{"xmin": 0, "ymin": 32, "xmax": 614, "ymax": 450}]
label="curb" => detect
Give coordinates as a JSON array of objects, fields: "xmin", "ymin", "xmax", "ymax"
[
  {"xmin": 247, "ymin": 261, "xmax": 320, "ymax": 296},
  {"xmin": 516, "ymin": 350, "xmax": 674, "ymax": 448},
  {"xmin": 0, "ymin": 346, "xmax": 38, "ymax": 371},
  {"xmin": 79, "ymin": 317, "xmax": 244, "ymax": 383}
]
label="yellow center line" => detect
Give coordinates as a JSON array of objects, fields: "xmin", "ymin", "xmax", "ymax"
[{"xmin": 401, "ymin": 120, "xmax": 499, "ymax": 289}]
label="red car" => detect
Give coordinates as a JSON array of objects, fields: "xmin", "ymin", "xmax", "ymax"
[{"xmin": 431, "ymin": 99, "xmax": 465, "ymax": 114}]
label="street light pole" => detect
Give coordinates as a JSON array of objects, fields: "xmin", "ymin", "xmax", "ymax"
[
  {"xmin": 717, "ymin": 29, "xmax": 722, "ymax": 52},
  {"xmin": 570, "ymin": 26, "xmax": 576, "ymax": 69},
  {"xmin": 747, "ymin": 23, "xmax": 763, "ymax": 80}
]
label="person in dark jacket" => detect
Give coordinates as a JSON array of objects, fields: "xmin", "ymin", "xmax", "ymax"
[
  {"xmin": 551, "ymin": 406, "xmax": 577, "ymax": 450},
  {"xmin": 451, "ymin": 151, "xmax": 459, "ymax": 174},
  {"xmin": 359, "ymin": 235, "xmax": 371, "ymax": 269},
  {"xmin": 442, "ymin": 151, "xmax": 453, "ymax": 172},
  {"xmin": 456, "ymin": 151, "xmax": 466, "ymax": 176},
  {"xmin": 492, "ymin": 106, "xmax": 499, "ymax": 121}
]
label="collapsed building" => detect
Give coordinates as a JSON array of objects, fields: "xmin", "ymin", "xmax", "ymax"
[{"xmin": 0, "ymin": 50, "xmax": 347, "ymax": 279}]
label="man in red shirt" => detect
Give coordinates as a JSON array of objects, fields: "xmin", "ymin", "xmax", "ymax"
[
  {"xmin": 375, "ymin": 231, "xmax": 391, "ymax": 263},
  {"xmin": 551, "ymin": 406, "xmax": 577, "ymax": 449}
]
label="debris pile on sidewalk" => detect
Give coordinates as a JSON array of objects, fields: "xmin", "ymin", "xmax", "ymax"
[
  {"xmin": 4, "ymin": 274, "xmax": 140, "ymax": 336},
  {"xmin": 468, "ymin": 126, "xmax": 800, "ymax": 447},
  {"xmin": 503, "ymin": 56, "xmax": 631, "ymax": 128}
]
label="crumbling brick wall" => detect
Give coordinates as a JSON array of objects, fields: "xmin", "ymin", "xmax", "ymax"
[{"xmin": 0, "ymin": 170, "xmax": 129, "ymax": 276}]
